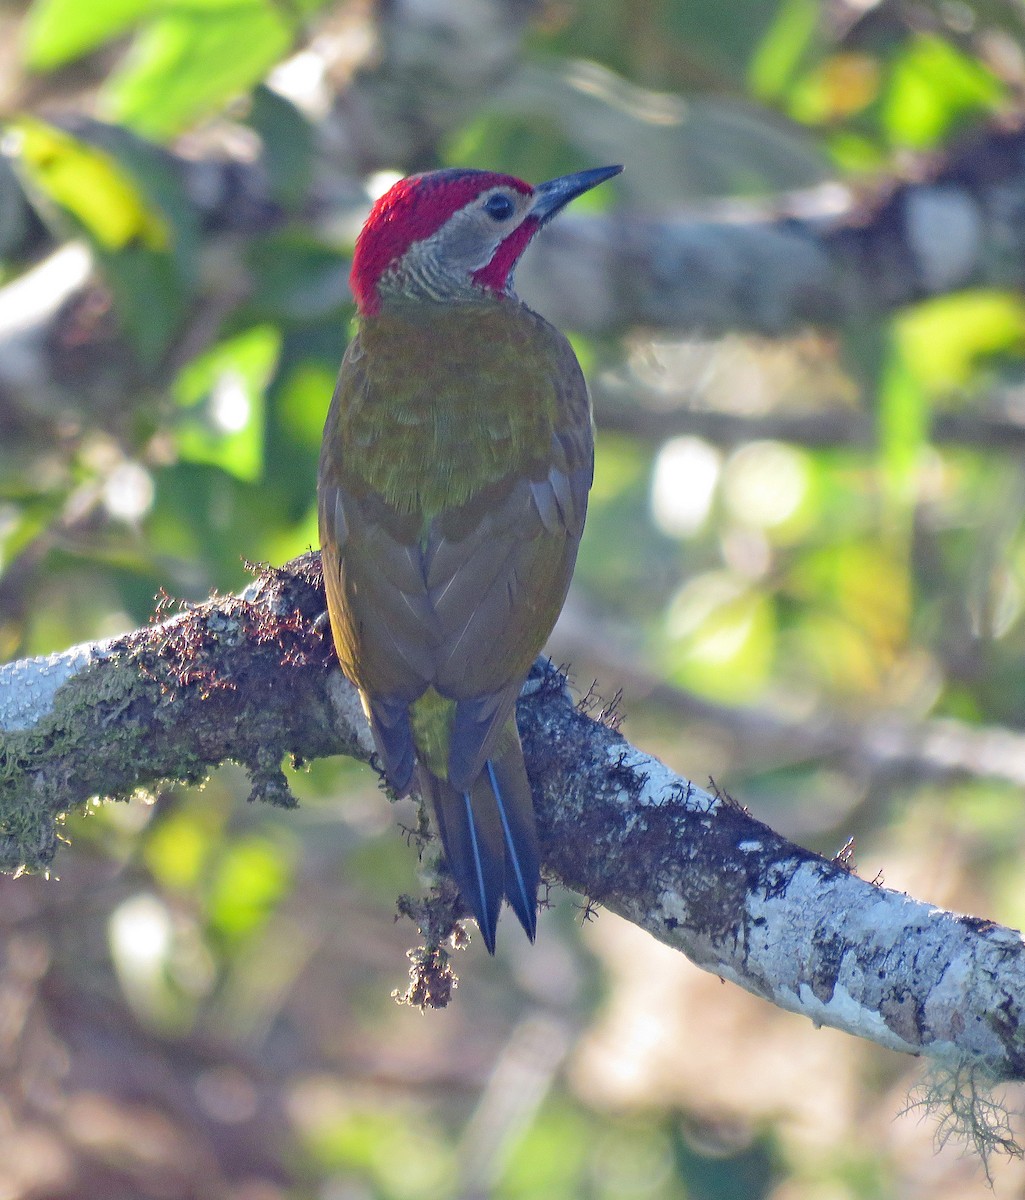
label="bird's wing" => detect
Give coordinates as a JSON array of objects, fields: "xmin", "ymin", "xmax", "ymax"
[
  {"xmin": 318, "ymin": 313, "xmax": 593, "ymax": 793},
  {"xmin": 427, "ymin": 331, "xmax": 593, "ymax": 789},
  {"xmin": 319, "ymin": 336, "xmax": 438, "ymax": 793}
]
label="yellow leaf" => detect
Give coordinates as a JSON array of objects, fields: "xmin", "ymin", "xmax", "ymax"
[
  {"xmin": 10, "ymin": 117, "xmax": 168, "ymax": 250},
  {"xmin": 896, "ymin": 290, "xmax": 1025, "ymax": 394}
]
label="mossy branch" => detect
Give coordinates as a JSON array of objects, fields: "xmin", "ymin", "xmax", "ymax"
[{"xmin": 3, "ymin": 553, "xmax": 1025, "ymax": 1114}]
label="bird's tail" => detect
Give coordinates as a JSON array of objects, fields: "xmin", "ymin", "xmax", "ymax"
[{"xmin": 420, "ymin": 730, "xmax": 539, "ymax": 953}]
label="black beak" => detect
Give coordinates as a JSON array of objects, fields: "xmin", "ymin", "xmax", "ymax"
[{"xmin": 530, "ymin": 164, "xmax": 623, "ymax": 223}]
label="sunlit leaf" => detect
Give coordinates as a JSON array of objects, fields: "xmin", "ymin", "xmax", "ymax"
[
  {"xmin": 108, "ymin": 892, "xmax": 192, "ymax": 1031},
  {"xmin": 826, "ymin": 130, "xmax": 887, "ymax": 172},
  {"xmin": 498, "ymin": 1097, "xmax": 591, "ymax": 1197},
  {"xmin": 66, "ymin": 118, "xmax": 203, "ymax": 271},
  {"xmin": 0, "ymin": 496, "xmax": 60, "ymax": 563},
  {"xmin": 883, "ymin": 34, "xmax": 1004, "ymax": 149},
  {"xmin": 575, "ymin": 432, "xmax": 665, "ymax": 614},
  {"xmin": 175, "ymin": 325, "xmax": 280, "ymax": 481},
  {"xmin": 722, "ymin": 440, "xmax": 815, "ymax": 541},
  {"xmin": 11, "ymin": 117, "xmax": 169, "ymax": 250},
  {"xmin": 879, "ymin": 335, "xmax": 929, "ymax": 520},
  {"xmin": 651, "ymin": 436, "xmax": 721, "ymax": 539},
  {"xmin": 144, "ymin": 809, "xmax": 217, "ymax": 890},
  {"xmin": 23, "ymin": 0, "xmax": 151, "ymax": 67},
  {"xmin": 748, "ymin": 0, "xmax": 819, "ymax": 102},
  {"xmin": 256, "ymin": 500, "xmax": 318, "ymax": 573},
  {"xmin": 292, "ymin": 1091, "xmax": 455, "ymax": 1196},
  {"xmin": 207, "ymin": 835, "xmax": 292, "ymax": 940},
  {"xmin": 790, "ymin": 611, "xmax": 884, "ymax": 694},
  {"xmin": 664, "ymin": 572, "xmax": 776, "ymax": 701},
  {"xmin": 244, "ymin": 84, "xmax": 315, "ymax": 211},
  {"xmin": 896, "ymin": 291, "xmax": 1025, "ymax": 395},
  {"xmin": 7, "ymin": 117, "xmax": 195, "ymax": 361},
  {"xmin": 788, "ymin": 539, "xmax": 910, "ymax": 688},
  {"xmin": 789, "ymin": 53, "xmax": 881, "ymax": 124},
  {"xmin": 588, "ymin": 433, "xmax": 650, "ymax": 505},
  {"xmin": 102, "ymin": 5, "xmax": 300, "ymax": 139},
  {"xmin": 276, "ymin": 360, "xmax": 338, "ymax": 448}
]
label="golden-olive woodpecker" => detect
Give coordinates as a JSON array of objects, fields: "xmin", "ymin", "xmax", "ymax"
[{"xmin": 318, "ymin": 164, "xmax": 622, "ymax": 952}]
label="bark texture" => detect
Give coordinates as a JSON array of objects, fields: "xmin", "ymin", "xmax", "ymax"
[{"xmin": 2, "ymin": 554, "xmax": 1024, "ymax": 1078}]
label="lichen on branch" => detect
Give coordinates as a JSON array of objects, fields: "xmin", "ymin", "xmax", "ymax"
[{"xmin": 2, "ymin": 553, "xmax": 1025, "ymax": 1100}]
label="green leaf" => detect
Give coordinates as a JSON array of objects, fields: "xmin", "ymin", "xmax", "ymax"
[
  {"xmin": 497, "ymin": 1097, "xmax": 591, "ymax": 1196},
  {"xmin": 245, "ymin": 231, "xmax": 349, "ymax": 322},
  {"xmin": 826, "ymin": 130, "xmax": 887, "ymax": 173},
  {"xmin": 245, "ymin": 84, "xmax": 315, "ymax": 211},
  {"xmin": 884, "ymin": 34, "xmax": 1004, "ymax": 149},
  {"xmin": 664, "ymin": 572, "xmax": 776, "ymax": 702},
  {"xmin": 276, "ymin": 359, "xmax": 338, "ymax": 447},
  {"xmin": 144, "ymin": 809, "xmax": 217, "ymax": 890},
  {"xmin": 11, "ymin": 117, "xmax": 169, "ymax": 250},
  {"xmin": 207, "ymin": 835, "xmax": 292, "ymax": 940},
  {"xmin": 297, "ymin": 1102, "xmax": 455, "ymax": 1196},
  {"xmin": 23, "ymin": 0, "xmax": 151, "ymax": 68},
  {"xmin": 101, "ymin": 5, "xmax": 297, "ymax": 139},
  {"xmin": 878, "ymin": 334, "xmax": 929, "ymax": 523},
  {"xmin": 793, "ymin": 540, "xmax": 910, "ymax": 664},
  {"xmin": 10, "ymin": 118, "xmax": 194, "ymax": 362},
  {"xmin": 788, "ymin": 53, "xmax": 881, "ymax": 125},
  {"xmin": 174, "ymin": 325, "xmax": 281, "ymax": 481},
  {"xmin": 67, "ymin": 120, "xmax": 203, "ymax": 279},
  {"xmin": 895, "ymin": 290, "xmax": 1025, "ymax": 395},
  {"xmin": 100, "ymin": 243, "xmax": 190, "ymax": 365},
  {"xmin": 748, "ymin": 0, "xmax": 819, "ymax": 101}
]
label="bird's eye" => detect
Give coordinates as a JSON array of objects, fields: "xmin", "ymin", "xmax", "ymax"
[{"xmin": 483, "ymin": 193, "xmax": 516, "ymax": 221}]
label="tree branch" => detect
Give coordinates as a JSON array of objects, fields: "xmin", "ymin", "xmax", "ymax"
[
  {"xmin": 8, "ymin": 102, "xmax": 1025, "ymax": 443},
  {"xmin": 595, "ymin": 383, "xmax": 874, "ymax": 447},
  {"xmin": 594, "ymin": 375, "xmax": 1025, "ymax": 452},
  {"xmin": 2, "ymin": 554, "xmax": 1024, "ymax": 1077},
  {"xmin": 552, "ymin": 597, "xmax": 1025, "ymax": 790},
  {"xmin": 524, "ymin": 119, "xmax": 1025, "ymax": 336}
]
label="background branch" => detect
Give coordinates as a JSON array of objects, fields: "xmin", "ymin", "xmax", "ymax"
[
  {"xmin": 7, "ymin": 106, "xmax": 1025, "ymax": 441},
  {"xmin": 553, "ymin": 597, "xmax": 1025, "ymax": 790},
  {"xmin": 3, "ymin": 554, "xmax": 1025, "ymax": 1079},
  {"xmin": 594, "ymin": 376, "xmax": 1025, "ymax": 451},
  {"xmin": 5, "ymin": 0, "xmax": 1025, "ymax": 1190}
]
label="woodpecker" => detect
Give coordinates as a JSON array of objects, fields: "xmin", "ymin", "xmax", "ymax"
[{"xmin": 318, "ymin": 163, "xmax": 622, "ymax": 951}]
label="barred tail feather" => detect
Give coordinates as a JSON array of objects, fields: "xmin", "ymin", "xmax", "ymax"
[
  {"xmin": 487, "ymin": 737, "xmax": 539, "ymax": 941},
  {"xmin": 421, "ymin": 764, "xmax": 504, "ymax": 953},
  {"xmin": 419, "ymin": 735, "xmax": 539, "ymax": 952}
]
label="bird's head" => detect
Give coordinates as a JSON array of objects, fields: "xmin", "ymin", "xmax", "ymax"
[{"xmin": 350, "ymin": 164, "xmax": 622, "ymax": 315}]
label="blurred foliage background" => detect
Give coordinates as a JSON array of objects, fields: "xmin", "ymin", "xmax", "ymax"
[{"xmin": 3, "ymin": 0, "xmax": 1025, "ymax": 1196}]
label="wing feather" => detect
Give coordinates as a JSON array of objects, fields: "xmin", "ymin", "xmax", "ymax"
[{"xmin": 318, "ymin": 301, "xmax": 593, "ymax": 799}]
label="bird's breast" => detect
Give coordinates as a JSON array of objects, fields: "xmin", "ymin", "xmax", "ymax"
[{"xmin": 337, "ymin": 300, "xmax": 570, "ymax": 516}]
